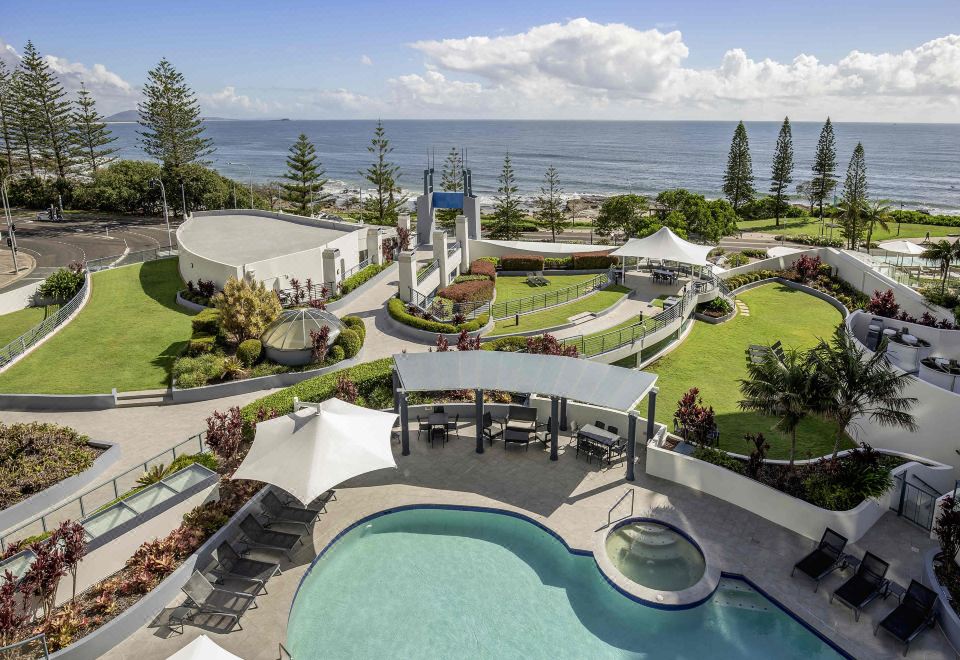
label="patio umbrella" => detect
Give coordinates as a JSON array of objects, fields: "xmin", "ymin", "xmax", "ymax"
[
  {"xmin": 877, "ymin": 239, "xmax": 926, "ymax": 256},
  {"xmin": 167, "ymin": 635, "xmax": 242, "ymax": 660},
  {"xmin": 232, "ymin": 398, "xmax": 398, "ymax": 505}
]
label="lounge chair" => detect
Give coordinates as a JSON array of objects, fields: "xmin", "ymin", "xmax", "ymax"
[
  {"xmin": 261, "ymin": 490, "xmax": 322, "ymax": 533},
  {"xmin": 178, "ymin": 571, "xmax": 257, "ymax": 631},
  {"xmin": 791, "ymin": 528, "xmax": 847, "ymax": 591},
  {"xmin": 875, "ymin": 580, "xmax": 938, "ymax": 656},
  {"xmin": 209, "ymin": 541, "xmax": 280, "ymax": 594},
  {"xmin": 830, "ymin": 552, "xmax": 889, "ymax": 621},
  {"xmin": 238, "ymin": 515, "xmax": 303, "ymax": 560}
]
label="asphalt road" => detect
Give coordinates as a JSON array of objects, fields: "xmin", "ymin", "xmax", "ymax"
[{"xmin": 1, "ymin": 211, "xmax": 182, "ymax": 293}]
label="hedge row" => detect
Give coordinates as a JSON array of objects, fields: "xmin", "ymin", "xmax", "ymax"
[
  {"xmin": 777, "ymin": 233, "xmax": 843, "ymax": 248},
  {"xmin": 469, "ymin": 259, "xmax": 497, "ymax": 279},
  {"xmin": 571, "ymin": 251, "xmax": 617, "ymax": 269},
  {"xmin": 436, "ymin": 279, "xmax": 495, "ymax": 303},
  {"xmin": 340, "ymin": 262, "xmax": 390, "ymax": 295},
  {"xmin": 481, "ymin": 336, "xmax": 527, "ymax": 352},
  {"xmin": 387, "ymin": 297, "xmax": 489, "ymax": 333},
  {"xmin": 544, "ymin": 257, "xmax": 572, "ymax": 269},
  {"xmin": 501, "ymin": 254, "xmax": 544, "ymax": 271}
]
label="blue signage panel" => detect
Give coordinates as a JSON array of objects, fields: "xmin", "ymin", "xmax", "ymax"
[{"xmin": 432, "ymin": 192, "xmax": 464, "ymax": 209}]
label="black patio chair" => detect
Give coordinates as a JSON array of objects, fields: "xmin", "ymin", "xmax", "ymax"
[
  {"xmin": 594, "ymin": 421, "xmax": 605, "ymax": 430},
  {"xmin": 446, "ymin": 413, "xmax": 460, "ymax": 440},
  {"xmin": 481, "ymin": 411, "xmax": 499, "ymax": 445},
  {"xmin": 790, "ymin": 528, "xmax": 847, "ymax": 591},
  {"xmin": 238, "ymin": 515, "xmax": 303, "ymax": 560},
  {"xmin": 417, "ymin": 416, "xmax": 430, "ymax": 441},
  {"xmin": 261, "ymin": 490, "xmax": 322, "ymax": 533},
  {"xmin": 209, "ymin": 541, "xmax": 280, "ymax": 594},
  {"xmin": 535, "ymin": 416, "xmax": 553, "ymax": 446},
  {"xmin": 875, "ymin": 580, "xmax": 938, "ymax": 656},
  {"xmin": 830, "ymin": 552, "xmax": 890, "ymax": 621},
  {"xmin": 277, "ymin": 489, "xmax": 336, "ymax": 511},
  {"xmin": 178, "ymin": 571, "xmax": 257, "ymax": 632}
]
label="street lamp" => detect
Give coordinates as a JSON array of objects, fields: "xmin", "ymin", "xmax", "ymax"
[
  {"xmin": 0, "ymin": 174, "xmax": 20, "ymax": 272},
  {"xmin": 180, "ymin": 182, "xmax": 188, "ymax": 218},
  {"xmin": 149, "ymin": 178, "xmax": 173, "ymax": 250},
  {"xmin": 227, "ymin": 162, "xmax": 253, "ymax": 209}
]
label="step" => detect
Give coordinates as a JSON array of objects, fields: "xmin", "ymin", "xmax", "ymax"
[
  {"xmin": 115, "ymin": 388, "xmax": 169, "ymax": 401},
  {"xmin": 568, "ymin": 312, "xmax": 597, "ymax": 325},
  {"xmin": 115, "ymin": 395, "xmax": 168, "ymax": 408}
]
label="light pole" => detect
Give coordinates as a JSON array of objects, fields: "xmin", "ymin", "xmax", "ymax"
[
  {"xmin": 180, "ymin": 182, "xmax": 188, "ymax": 218},
  {"xmin": 1, "ymin": 174, "xmax": 20, "ymax": 272},
  {"xmin": 150, "ymin": 178, "xmax": 173, "ymax": 250},
  {"xmin": 227, "ymin": 162, "xmax": 253, "ymax": 209}
]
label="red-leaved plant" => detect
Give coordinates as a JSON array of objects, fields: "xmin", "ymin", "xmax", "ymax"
[
  {"xmin": 205, "ymin": 407, "xmax": 245, "ymax": 469},
  {"xmin": 866, "ymin": 289, "xmax": 899, "ymax": 318}
]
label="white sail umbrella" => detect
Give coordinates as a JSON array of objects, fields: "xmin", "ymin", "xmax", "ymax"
[
  {"xmin": 232, "ymin": 398, "xmax": 398, "ymax": 505},
  {"xmin": 877, "ymin": 239, "xmax": 928, "ymax": 278},
  {"xmin": 167, "ymin": 635, "xmax": 243, "ymax": 660}
]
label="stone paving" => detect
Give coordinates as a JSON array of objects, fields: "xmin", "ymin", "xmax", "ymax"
[{"xmin": 105, "ymin": 425, "xmax": 954, "ymax": 660}]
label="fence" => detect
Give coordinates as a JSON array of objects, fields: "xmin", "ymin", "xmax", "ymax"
[
  {"xmin": 0, "ymin": 432, "xmax": 208, "ymax": 551},
  {"xmin": 0, "ymin": 275, "xmax": 88, "ymax": 368},
  {"xmin": 0, "ymin": 634, "xmax": 49, "ymax": 659},
  {"xmin": 447, "ymin": 241, "xmax": 461, "ymax": 258},
  {"xmin": 490, "ymin": 270, "xmax": 613, "ymax": 320},
  {"xmin": 85, "ymin": 245, "xmax": 178, "ymax": 272},
  {"xmin": 417, "ymin": 259, "xmax": 440, "ymax": 285}
]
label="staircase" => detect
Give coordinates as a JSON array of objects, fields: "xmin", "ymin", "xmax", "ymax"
[{"xmin": 114, "ymin": 389, "xmax": 170, "ymax": 408}]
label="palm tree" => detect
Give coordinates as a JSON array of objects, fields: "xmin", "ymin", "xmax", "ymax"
[
  {"xmin": 738, "ymin": 349, "xmax": 814, "ymax": 467},
  {"xmin": 811, "ymin": 325, "xmax": 918, "ymax": 460},
  {"xmin": 863, "ymin": 200, "xmax": 891, "ymax": 252},
  {"xmin": 921, "ymin": 239, "xmax": 958, "ymax": 295}
]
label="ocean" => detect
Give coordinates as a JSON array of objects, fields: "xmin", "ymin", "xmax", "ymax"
[{"xmin": 104, "ymin": 120, "xmax": 960, "ymax": 212}]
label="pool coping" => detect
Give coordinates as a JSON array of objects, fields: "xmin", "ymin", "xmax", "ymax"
[{"xmin": 286, "ymin": 503, "xmax": 854, "ymax": 659}]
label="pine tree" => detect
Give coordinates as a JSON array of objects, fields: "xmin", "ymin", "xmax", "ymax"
[
  {"xmin": 535, "ymin": 166, "xmax": 566, "ymax": 241},
  {"xmin": 360, "ymin": 120, "xmax": 407, "ymax": 225},
  {"xmin": 11, "ymin": 69, "xmax": 37, "ymax": 176},
  {"xmin": 138, "ymin": 58, "xmax": 214, "ymax": 175},
  {"xmin": 71, "ymin": 83, "xmax": 117, "ymax": 174},
  {"xmin": 840, "ymin": 142, "xmax": 868, "ymax": 250},
  {"xmin": 811, "ymin": 117, "xmax": 838, "ymax": 223},
  {"xmin": 281, "ymin": 133, "xmax": 330, "ymax": 216},
  {"xmin": 488, "ymin": 153, "xmax": 524, "ymax": 240},
  {"xmin": 19, "ymin": 41, "xmax": 75, "ymax": 179},
  {"xmin": 436, "ymin": 146, "xmax": 462, "ymax": 229},
  {"xmin": 722, "ymin": 121, "xmax": 754, "ymax": 216},
  {"xmin": 0, "ymin": 62, "xmax": 16, "ymax": 177},
  {"xmin": 769, "ymin": 116, "xmax": 794, "ymax": 227}
]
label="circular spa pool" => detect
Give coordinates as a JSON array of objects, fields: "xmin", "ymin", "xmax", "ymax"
[
  {"xmin": 286, "ymin": 507, "xmax": 844, "ymax": 659},
  {"xmin": 604, "ymin": 521, "xmax": 706, "ymax": 592}
]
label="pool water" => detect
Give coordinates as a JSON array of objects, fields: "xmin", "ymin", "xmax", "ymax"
[
  {"xmin": 287, "ymin": 508, "xmax": 845, "ymax": 659},
  {"xmin": 605, "ymin": 521, "xmax": 706, "ymax": 591}
]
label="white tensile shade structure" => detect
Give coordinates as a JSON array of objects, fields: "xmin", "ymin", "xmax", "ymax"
[
  {"xmin": 232, "ymin": 398, "xmax": 398, "ymax": 505},
  {"xmin": 878, "ymin": 240, "xmax": 927, "ymax": 256},
  {"xmin": 610, "ymin": 226, "xmax": 713, "ymax": 267},
  {"xmin": 167, "ymin": 635, "xmax": 242, "ymax": 660}
]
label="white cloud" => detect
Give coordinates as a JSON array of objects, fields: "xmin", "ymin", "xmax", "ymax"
[
  {"xmin": 199, "ymin": 85, "xmax": 279, "ymax": 116},
  {"xmin": 360, "ymin": 54, "xmax": 373, "ymax": 66}
]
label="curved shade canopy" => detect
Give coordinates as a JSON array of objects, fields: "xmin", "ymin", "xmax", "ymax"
[
  {"xmin": 610, "ymin": 227, "xmax": 713, "ymax": 266},
  {"xmin": 877, "ymin": 240, "xmax": 927, "ymax": 256},
  {"xmin": 260, "ymin": 308, "xmax": 342, "ymax": 351}
]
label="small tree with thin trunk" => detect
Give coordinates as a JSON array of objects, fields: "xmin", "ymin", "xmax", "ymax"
[
  {"xmin": 722, "ymin": 121, "xmax": 755, "ymax": 216},
  {"xmin": 71, "ymin": 82, "xmax": 118, "ymax": 174},
  {"xmin": 535, "ymin": 165, "xmax": 567, "ymax": 241},
  {"xmin": 488, "ymin": 153, "xmax": 524, "ymax": 240},
  {"xmin": 811, "ymin": 118, "xmax": 838, "ymax": 227},
  {"xmin": 839, "ymin": 142, "xmax": 868, "ymax": 250},
  {"xmin": 281, "ymin": 133, "xmax": 330, "ymax": 216},
  {"xmin": 360, "ymin": 120, "xmax": 407, "ymax": 225},
  {"xmin": 436, "ymin": 146, "xmax": 462, "ymax": 229},
  {"xmin": 769, "ymin": 117, "xmax": 794, "ymax": 227}
]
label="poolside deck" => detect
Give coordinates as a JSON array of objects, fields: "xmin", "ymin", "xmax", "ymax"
[{"xmin": 105, "ymin": 425, "xmax": 953, "ymax": 659}]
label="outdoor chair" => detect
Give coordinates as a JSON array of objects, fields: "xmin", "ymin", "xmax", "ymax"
[
  {"xmin": 875, "ymin": 580, "xmax": 938, "ymax": 656},
  {"xmin": 446, "ymin": 414, "xmax": 460, "ymax": 440},
  {"xmin": 830, "ymin": 552, "xmax": 890, "ymax": 621},
  {"xmin": 209, "ymin": 541, "xmax": 280, "ymax": 594},
  {"xmin": 481, "ymin": 412, "xmax": 499, "ymax": 446},
  {"xmin": 434, "ymin": 405, "xmax": 445, "ymax": 413},
  {"xmin": 791, "ymin": 528, "xmax": 848, "ymax": 591},
  {"xmin": 594, "ymin": 421, "xmax": 605, "ymax": 430},
  {"xmin": 536, "ymin": 416, "xmax": 552, "ymax": 446},
  {"xmin": 503, "ymin": 428, "xmax": 533, "ymax": 451},
  {"xmin": 417, "ymin": 416, "xmax": 430, "ymax": 441},
  {"xmin": 178, "ymin": 571, "xmax": 257, "ymax": 632},
  {"xmin": 261, "ymin": 490, "xmax": 322, "ymax": 533},
  {"xmin": 238, "ymin": 515, "xmax": 303, "ymax": 560},
  {"xmin": 278, "ymin": 489, "xmax": 336, "ymax": 511}
]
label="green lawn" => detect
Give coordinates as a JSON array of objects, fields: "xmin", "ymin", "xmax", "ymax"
[
  {"xmin": 639, "ymin": 283, "xmax": 852, "ymax": 459},
  {"xmin": 738, "ymin": 217, "xmax": 959, "ymax": 242},
  {"xmin": 0, "ymin": 259, "xmax": 195, "ymax": 393},
  {"xmin": 494, "ymin": 273, "xmax": 599, "ymax": 303},
  {"xmin": 490, "ymin": 285, "xmax": 630, "ymax": 336},
  {"xmin": 0, "ymin": 304, "xmax": 61, "ymax": 346},
  {"xmin": 567, "ymin": 315, "xmax": 647, "ymax": 357}
]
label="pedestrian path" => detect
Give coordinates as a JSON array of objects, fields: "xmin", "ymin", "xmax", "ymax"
[{"xmin": 735, "ymin": 299, "xmax": 750, "ymax": 317}]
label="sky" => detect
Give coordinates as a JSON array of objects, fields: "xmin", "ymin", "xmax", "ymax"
[{"xmin": 2, "ymin": 0, "xmax": 959, "ymax": 122}]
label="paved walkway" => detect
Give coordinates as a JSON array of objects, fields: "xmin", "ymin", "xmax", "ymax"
[
  {"xmin": 549, "ymin": 295, "xmax": 659, "ymax": 340},
  {"xmin": 104, "ymin": 424, "xmax": 953, "ymax": 660}
]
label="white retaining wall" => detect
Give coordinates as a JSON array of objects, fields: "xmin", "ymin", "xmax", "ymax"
[{"xmin": 0, "ymin": 280, "xmax": 43, "ymax": 315}]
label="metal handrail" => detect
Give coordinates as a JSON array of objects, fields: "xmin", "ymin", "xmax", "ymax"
[
  {"xmin": 0, "ymin": 274, "xmax": 88, "ymax": 367},
  {"xmin": 85, "ymin": 245, "xmax": 178, "ymax": 272},
  {"xmin": 490, "ymin": 270, "xmax": 612, "ymax": 320},
  {"xmin": 0, "ymin": 633, "xmax": 49, "ymax": 658},
  {"xmin": 417, "ymin": 259, "xmax": 440, "ymax": 284},
  {"xmin": 0, "ymin": 432, "xmax": 208, "ymax": 550},
  {"xmin": 447, "ymin": 241, "xmax": 461, "ymax": 257},
  {"xmin": 606, "ymin": 488, "xmax": 635, "ymax": 527},
  {"xmin": 343, "ymin": 257, "xmax": 371, "ymax": 280}
]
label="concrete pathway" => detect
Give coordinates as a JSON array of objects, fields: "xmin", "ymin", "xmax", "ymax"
[
  {"xmin": 549, "ymin": 295, "xmax": 659, "ymax": 340},
  {"xmin": 0, "ymin": 250, "xmax": 36, "ymax": 289},
  {"xmin": 735, "ymin": 299, "xmax": 751, "ymax": 317}
]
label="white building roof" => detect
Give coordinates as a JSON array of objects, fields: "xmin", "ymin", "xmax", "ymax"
[{"xmin": 610, "ymin": 227, "xmax": 713, "ymax": 266}]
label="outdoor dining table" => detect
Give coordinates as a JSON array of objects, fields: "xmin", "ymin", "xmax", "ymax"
[
  {"xmin": 428, "ymin": 413, "xmax": 449, "ymax": 444},
  {"xmin": 576, "ymin": 424, "xmax": 621, "ymax": 465},
  {"xmin": 653, "ymin": 268, "xmax": 678, "ymax": 284}
]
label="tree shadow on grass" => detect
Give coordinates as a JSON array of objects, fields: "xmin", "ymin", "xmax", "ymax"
[
  {"xmin": 712, "ymin": 409, "xmax": 851, "ymax": 460},
  {"xmin": 152, "ymin": 339, "xmax": 191, "ymax": 385},
  {"xmin": 138, "ymin": 259, "xmax": 195, "ymax": 316}
]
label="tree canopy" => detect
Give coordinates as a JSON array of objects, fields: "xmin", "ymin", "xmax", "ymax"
[
  {"xmin": 281, "ymin": 133, "xmax": 329, "ymax": 216},
  {"xmin": 722, "ymin": 121, "xmax": 755, "ymax": 215}
]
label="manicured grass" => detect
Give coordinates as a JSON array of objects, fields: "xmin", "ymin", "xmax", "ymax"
[
  {"xmin": 0, "ymin": 259, "xmax": 194, "ymax": 393},
  {"xmin": 738, "ymin": 217, "xmax": 959, "ymax": 242},
  {"xmin": 490, "ymin": 285, "xmax": 630, "ymax": 336},
  {"xmin": 494, "ymin": 273, "xmax": 599, "ymax": 303},
  {"xmin": 568, "ymin": 315, "xmax": 648, "ymax": 357},
  {"xmin": 639, "ymin": 283, "xmax": 852, "ymax": 459},
  {"xmin": 0, "ymin": 304, "xmax": 61, "ymax": 346}
]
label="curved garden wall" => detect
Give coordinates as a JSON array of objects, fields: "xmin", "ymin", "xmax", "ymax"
[{"xmin": 922, "ymin": 546, "xmax": 960, "ymax": 653}]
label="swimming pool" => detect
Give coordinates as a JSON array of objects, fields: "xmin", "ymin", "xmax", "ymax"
[{"xmin": 287, "ymin": 507, "xmax": 847, "ymax": 659}]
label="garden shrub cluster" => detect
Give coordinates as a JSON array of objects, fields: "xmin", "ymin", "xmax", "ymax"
[
  {"xmin": 436, "ymin": 279, "xmax": 495, "ymax": 303},
  {"xmin": 723, "ymin": 252, "xmax": 750, "ymax": 267},
  {"xmin": 699, "ymin": 297, "xmax": 732, "ymax": 318},
  {"xmin": 500, "ymin": 254, "xmax": 544, "ymax": 271},
  {"xmin": 453, "ymin": 274, "xmax": 490, "ymax": 285},
  {"xmin": 468, "ymin": 259, "xmax": 497, "ymax": 279},
  {"xmin": 236, "ymin": 339, "xmax": 262, "ymax": 367},
  {"xmin": 181, "ymin": 279, "xmax": 217, "ymax": 306},
  {"xmin": 723, "ymin": 262, "xmax": 869, "ymax": 312},
  {"xmin": 776, "ymin": 233, "xmax": 843, "ymax": 248},
  {"xmin": 571, "ymin": 251, "xmax": 618, "ymax": 269},
  {"xmin": 543, "ymin": 257, "xmax": 573, "ymax": 269},
  {"xmin": 741, "ymin": 249, "xmax": 768, "ymax": 259},
  {"xmin": 0, "ymin": 423, "xmax": 100, "ymax": 509},
  {"xmin": 37, "ymin": 266, "xmax": 84, "ymax": 301},
  {"xmin": 339, "ymin": 262, "xmax": 390, "ymax": 296},
  {"xmin": 481, "ymin": 336, "xmax": 529, "ymax": 352},
  {"xmin": 387, "ymin": 297, "xmax": 489, "ymax": 334}
]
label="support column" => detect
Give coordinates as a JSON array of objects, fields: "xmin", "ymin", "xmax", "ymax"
[
  {"xmin": 392, "ymin": 368, "xmax": 400, "ymax": 414},
  {"xmin": 560, "ymin": 397, "xmax": 568, "ymax": 431},
  {"xmin": 398, "ymin": 389, "xmax": 410, "ymax": 456},
  {"xmin": 455, "ymin": 215, "xmax": 470, "ymax": 271},
  {"xmin": 550, "ymin": 396, "xmax": 560, "ymax": 461},
  {"xmin": 433, "ymin": 229, "xmax": 450, "ymax": 288},
  {"xmin": 321, "ymin": 247, "xmax": 341, "ymax": 292},
  {"xmin": 627, "ymin": 411, "xmax": 638, "ymax": 481},
  {"xmin": 475, "ymin": 388, "xmax": 484, "ymax": 454},
  {"xmin": 646, "ymin": 387, "xmax": 658, "ymax": 443},
  {"xmin": 367, "ymin": 228, "xmax": 383, "ymax": 265},
  {"xmin": 397, "ymin": 251, "xmax": 416, "ymax": 302},
  {"xmin": 398, "ymin": 213, "xmax": 411, "ymax": 234}
]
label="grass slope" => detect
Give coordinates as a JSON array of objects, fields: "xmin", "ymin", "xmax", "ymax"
[
  {"xmin": 494, "ymin": 273, "xmax": 599, "ymax": 303},
  {"xmin": 738, "ymin": 217, "xmax": 958, "ymax": 242},
  {"xmin": 0, "ymin": 304, "xmax": 61, "ymax": 346},
  {"xmin": 490, "ymin": 285, "xmax": 630, "ymax": 336},
  {"xmin": 0, "ymin": 259, "xmax": 194, "ymax": 394},
  {"xmin": 640, "ymin": 283, "xmax": 851, "ymax": 459}
]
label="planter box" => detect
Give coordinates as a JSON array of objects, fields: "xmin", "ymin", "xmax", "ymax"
[
  {"xmin": 0, "ymin": 441, "xmax": 120, "ymax": 535},
  {"xmin": 175, "ymin": 290, "xmax": 209, "ymax": 312},
  {"xmin": 383, "ymin": 311, "xmax": 494, "ymax": 344},
  {"xmin": 922, "ymin": 546, "xmax": 960, "ymax": 653}
]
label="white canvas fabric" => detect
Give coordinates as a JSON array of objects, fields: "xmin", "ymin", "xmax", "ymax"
[
  {"xmin": 167, "ymin": 635, "xmax": 243, "ymax": 660},
  {"xmin": 232, "ymin": 398, "xmax": 398, "ymax": 505},
  {"xmin": 877, "ymin": 240, "xmax": 927, "ymax": 255},
  {"xmin": 609, "ymin": 227, "xmax": 713, "ymax": 266}
]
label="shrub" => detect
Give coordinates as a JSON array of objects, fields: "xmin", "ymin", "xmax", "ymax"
[
  {"xmin": 0, "ymin": 423, "xmax": 98, "ymax": 509},
  {"xmin": 172, "ymin": 353, "xmax": 225, "ymax": 388},
  {"xmin": 453, "ymin": 274, "xmax": 490, "ymax": 284},
  {"xmin": 336, "ymin": 328, "xmax": 361, "ymax": 358},
  {"xmin": 222, "ymin": 356, "xmax": 244, "ymax": 380},
  {"xmin": 724, "ymin": 252, "xmax": 749, "ymax": 267},
  {"xmin": 501, "ymin": 254, "xmax": 544, "ymax": 271},
  {"xmin": 327, "ymin": 344, "xmax": 346, "ymax": 363},
  {"xmin": 920, "ymin": 286, "xmax": 960, "ymax": 310},
  {"xmin": 673, "ymin": 388, "xmax": 717, "ymax": 445},
  {"xmin": 335, "ymin": 374, "xmax": 359, "ymax": 403},
  {"xmin": 341, "ymin": 316, "xmax": 366, "ymax": 343},
  {"xmin": 778, "ymin": 233, "xmax": 843, "ymax": 248},
  {"xmin": 187, "ymin": 333, "xmax": 216, "ymax": 356},
  {"xmin": 571, "ymin": 251, "xmax": 617, "ymax": 269},
  {"xmin": 213, "ymin": 276, "xmax": 282, "ymax": 344},
  {"xmin": 692, "ymin": 446, "xmax": 744, "ymax": 473},
  {"xmin": 469, "ymin": 259, "xmax": 497, "ymax": 279},
  {"xmin": 741, "ymin": 248, "xmax": 768, "ymax": 259},
  {"xmin": 236, "ymin": 339, "xmax": 262, "ymax": 366},
  {"xmin": 436, "ymin": 279, "xmax": 495, "ymax": 303},
  {"xmin": 387, "ymin": 297, "xmax": 489, "ymax": 334},
  {"xmin": 543, "ymin": 257, "xmax": 572, "ymax": 270},
  {"xmin": 481, "ymin": 336, "xmax": 528, "ymax": 352},
  {"xmin": 866, "ymin": 289, "xmax": 900, "ymax": 318},
  {"xmin": 310, "ymin": 326, "xmax": 331, "ymax": 363},
  {"xmin": 205, "ymin": 407, "xmax": 245, "ymax": 467},
  {"xmin": 701, "ymin": 297, "xmax": 732, "ymax": 317},
  {"xmin": 191, "ymin": 308, "xmax": 221, "ymax": 334},
  {"xmin": 38, "ymin": 268, "xmax": 84, "ymax": 301},
  {"xmin": 340, "ymin": 262, "xmax": 389, "ymax": 295},
  {"xmin": 792, "ymin": 254, "xmax": 823, "ymax": 282}
]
